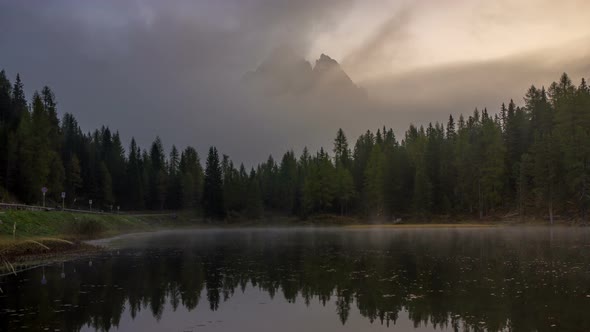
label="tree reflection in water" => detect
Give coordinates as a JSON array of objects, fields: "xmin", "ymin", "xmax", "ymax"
[{"xmin": 1, "ymin": 227, "xmax": 590, "ymax": 331}]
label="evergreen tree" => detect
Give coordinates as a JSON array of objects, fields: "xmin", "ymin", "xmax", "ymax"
[
  {"xmin": 108, "ymin": 132, "xmax": 126, "ymax": 205},
  {"xmin": 27, "ymin": 92, "xmax": 53, "ymax": 202},
  {"xmin": 245, "ymin": 169, "xmax": 263, "ymax": 218},
  {"xmin": 303, "ymin": 149, "xmax": 336, "ymax": 214},
  {"xmin": 222, "ymin": 155, "xmax": 245, "ymax": 215},
  {"xmin": 278, "ymin": 151, "xmax": 298, "ymax": 214},
  {"xmin": 203, "ymin": 147, "xmax": 224, "ymax": 219},
  {"xmin": 0, "ymin": 71, "xmax": 12, "ymax": 190},
  {"xmin": 11, "ymin": 74, "xmax": 27, "ymax": 128},
  {"xmin": 126, "ymin": 138, "xmax": 145, "ymax": 209},
  {"xmin": 477, "ymin": 115, "xmax": 506, "ymax": 217},
  {"xmin": 149, "ymin": 137, "xmax": 167, "ymax": 209},
  {"xmin": 333, "ymin": 128, "xmax": 351, "ymax": 169},
  {"xmin": 65, "ymin": 154, "xmax": 83, "ymax": 203},
  {"xmin": 364, "ymin": 144, "xmax": 385, "ymax": 217},
  {"xmin": 352, "ymin": 131, "xmax": 374, "ymax": 194},
  {"xmin": 15, "ymin": 111, "xmax": 34, "ymax": 202},
  {"xmin": 166, "ymin": 145, "xmax": 182, "ymax": 209},
  {"xmin": 552, "ymin": 74, "xmax": 590, "ymax": 220},
  {"xmin": 99, "ymin": 161, "xmax": 113, "ymax": 207},
  {"xmin": 179, "ymin": 146, "xmax": 203, "ymax": 210},
  {"xmin": 334, "ymin": 165, "xmax": 354, "ymax": 215},
  {"xmin": 41, "ymin": 86, "xmax": 60, "ymax": 150}
]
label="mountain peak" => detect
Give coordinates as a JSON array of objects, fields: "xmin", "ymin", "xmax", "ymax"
[
  {"xmin": 317, "ymin": 53, "xmax": 339, "ymax": 65},
  {"xmin": 244, "ymin": 50, "xmax": 366, "ymax": 100},
  {"xmin": 313, "ymin": 54, "xmax": 357, "ymax": 92}
]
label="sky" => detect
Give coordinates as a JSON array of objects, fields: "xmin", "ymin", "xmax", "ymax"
[{"xmin": 0, "ymin": 0, "xmax": 589, "ymax": 166}]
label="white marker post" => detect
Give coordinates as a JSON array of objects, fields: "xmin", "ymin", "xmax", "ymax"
[
  {"xmin": 41, "ymin": 187, "xmax": 48, "ymax": 208},
  {"xmin": 89, "ymin": 199, "xmax": 93, "ymax": 211},
  {"xmin": 61, "ymin": 192, "xmax": 66, "ymax": 210}
]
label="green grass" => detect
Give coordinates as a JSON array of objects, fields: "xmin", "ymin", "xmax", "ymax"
[
  {"xmin": 0, "ymin": 210, "xmax": 202, "ymax": 261},
  {"xmin": 0, "ymin": 210, "xmax": 197, "ymax": 240}
]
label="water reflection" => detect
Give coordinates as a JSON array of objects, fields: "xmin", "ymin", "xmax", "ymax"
[{"xmin": 1, "ymin": 227, "xmax": 590, "ymax": 331}]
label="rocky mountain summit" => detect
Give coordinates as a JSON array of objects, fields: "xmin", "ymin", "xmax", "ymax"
[{"xmin": 243, "ymin": 48, "xmax": 367, "ymax": 99}]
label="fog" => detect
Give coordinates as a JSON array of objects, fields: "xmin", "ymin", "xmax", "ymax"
[{"xmin": 0, "ymin": 0, "xmax": 589, "ymax": 166}]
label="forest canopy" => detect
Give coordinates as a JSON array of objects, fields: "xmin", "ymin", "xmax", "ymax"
[{"xmin": 0, "ymin": 70, "xmax": 589, "ymax": 221}]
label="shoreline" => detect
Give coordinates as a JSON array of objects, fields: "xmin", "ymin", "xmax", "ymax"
[{"xmin": 0, "ymin": 210, "xmax": 572, "ymax": 268}]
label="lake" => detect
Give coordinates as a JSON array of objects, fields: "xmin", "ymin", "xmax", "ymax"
[{"xmin": 2, "ymin": 227, "xmax": 590, "ymax": 331}]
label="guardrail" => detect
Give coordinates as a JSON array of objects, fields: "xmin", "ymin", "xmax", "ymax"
[
  {"xmin": 0, "ymin": 203, "xmax": 115, "ymax": 215},
  {"xmin": 0, "ymin": 203, "xmax": 51, "ymax": 212},
  {"xmin": 0, "ymin": 203, "xmax": 177, "ymax": 217}
]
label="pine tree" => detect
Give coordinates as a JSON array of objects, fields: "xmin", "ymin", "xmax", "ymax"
[
  {"xmin": 352, "ymin": 130, "xmax": 374, "ymax": 194},
  {"xmin": 222, "ymin": 155, "xmax": 244, "ymax": 215},
  {"xmin": 179, "ymin": 146, "xmax": 203, "ymax": 210},
  {"xmin": 99, "ymin": 161, "xmax": 113, "ymax": 206},
  {"xmin": 245, "ymin": 169, "xmax": 263, "ymax": 218},
  {"xmin": 203, "ymin": 147, "xmax": 224, "ymax": 219},
  {"xmin": 11, "ymin": 74, "xmax": 27, "ymax": 128},
  {"xmin": 126, "ymin": 138, "xmax": 144, "ymax": 209},
  {"xmin": 302, "ymin": 149, "xmax": 336, "ymax": 214},
  {"xmin": 149, "ymin": 137, "xmax": 167, "ymax": 209},
  {"xmin": 446, "ymin": 115, "xmax": 456, "ymax": 141},
  {"xmin": 65, "ymin": 155, "xmax": 83, "ymax": 202},
  {"xmin": 29, "ymin": 92, "xmax": 52, "ymax": 200},
  {"xmin": 478, "ymin": 116, "xmax": 506, "ymax": 217},
  {"xmin": 527, "ymin": 85, "xmax": 559, "ymax": 223},
  {"xmin": 413, "ymin": 160, "xmax": 432, "ymax": 215},
  {"xmin": 334, "ymin": 166, "xmax": 354, "ymax": 215},
  {"xmin": 48, "ymin": 153, "xmax": 65, "ymax": 201},
  {"xmin": 166, "ymin": 145, "xmax": 182, "ymax": 209},
  {"xmin": 333, "ymin": 128, "xmax": 351, "ymax": 169},
  {"xmin": 278, "ymin": 151, "xmax": 298, "ymax": 214},
  {"xmin": 364, "ymin": 144, "xmax": 385, "ymax": 217},
  {"xmin": 0, "ymin": 70, "xmax": 12, "ymax": 189},
  {"xmin": 41, "ymin": 86, "xmax": 61, "ymax": 150},
  {"xmin": 15, "ymin": 111, "xmax": 34, "ymax": 202},
  {"xmin": 552, "ymin": 74, "xmax": 590, "ymax": 220}
]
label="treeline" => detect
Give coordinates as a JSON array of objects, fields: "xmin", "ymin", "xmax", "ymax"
[{"xmin": 1, "ymin": 70, "xmax": 589, "ymax": 221}]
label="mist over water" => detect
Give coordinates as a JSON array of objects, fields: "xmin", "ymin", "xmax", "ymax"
[{"xmin": 2, "ymin": 227, "xmax": 590, "ymax": 331}]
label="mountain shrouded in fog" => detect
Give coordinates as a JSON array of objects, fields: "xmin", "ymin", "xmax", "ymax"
[{"xmin": 243, "ymin": 47, "xmax": 367, "ymax": 100}]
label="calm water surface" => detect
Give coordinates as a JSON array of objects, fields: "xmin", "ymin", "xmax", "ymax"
[{"xmin": 2, "ymin": 227, "xmax": 590, "ymax": 331}]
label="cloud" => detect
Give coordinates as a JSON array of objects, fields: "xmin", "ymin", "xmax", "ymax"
[
  {"xmin": 342, "ymin": 5, "xmax": 414, "ymax": 79},
  {"xmin": 363, "ymin": 39, "xmax": 590, "ymax": 136},
  {"xmin": 0, "ymin": 0, "xmax": 589, "ymax": 167}
]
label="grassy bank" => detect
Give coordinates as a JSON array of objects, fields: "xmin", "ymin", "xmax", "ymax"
[
  {"xmin": 0, "ymin": 210, "xmax": 199, "ymax": 238},
  {"xmin": 0, "ymin": 210, "xmax": 198, "ymax": 261}
]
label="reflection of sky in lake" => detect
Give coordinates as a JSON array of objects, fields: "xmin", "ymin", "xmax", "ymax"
[
  {"xmin": 81, "ymin": 286, "xmax": 443, "ymax": 332},
  {"xmin": 3, "ymin": 227, "xmax": 590, "ymax": 331}
]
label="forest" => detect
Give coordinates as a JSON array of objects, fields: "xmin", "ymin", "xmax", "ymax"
[{"xmin": 0, "ymin": 70, "xmax": 589, "ymax": 221}]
